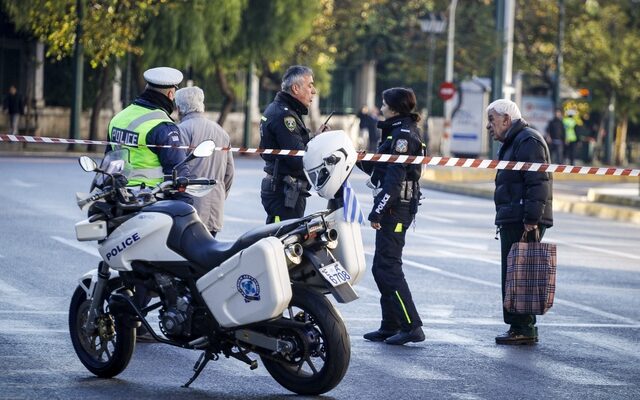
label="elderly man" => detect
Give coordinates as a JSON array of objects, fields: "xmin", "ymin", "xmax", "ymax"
[
  {"xmin": 486, "ymin": 99, "xmax": 553, "ymax": 345},
  {"xmin": 175, "ymin": 86, "xmax": 234, "ymax": 237},
  {"xmin": 259, "ymin": 65, "xmax": 329, "ymax": 224}
]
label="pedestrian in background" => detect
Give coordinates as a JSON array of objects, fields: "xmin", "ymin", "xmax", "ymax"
[
  {"xmin": 486, "ymin": 99, "xmax": 553, "ymax": 345},
  {"xmin": 259, "ymin": 65, "xmax": 329, "ymax": 224},
  {"xmin": 176, "ymin": 86, "xmax": 234, "ymax": 237},
  {"xmin": 2, "ymin": 85, "xmax": 24, "ymax": 135},
  {"xmin": 563, "ymin": 109, "xmax": 579, "ymax": 165},
  {"xmin": 545, "ymin": 108, "xmax": 565, "ymax": 164},
  {"xmin": 359, "ymin": 87, "xmax": 426, "ymax": 346}
]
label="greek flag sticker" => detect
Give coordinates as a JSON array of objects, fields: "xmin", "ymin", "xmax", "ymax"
[{"xmin": 342, "ymin": 180, "xmax": 365, "ymax": 224}]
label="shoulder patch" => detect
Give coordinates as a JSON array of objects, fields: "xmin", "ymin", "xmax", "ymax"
[
  {"xmin": 395, "ymin": 139, "xmax": 409, "ymax": 153},
  {"xmin": 284, "ymin": 116, "xmax": 296, "ymax": 132},
  {"xmin": 392, "ymin": 121, "xmax": 402, "ymax": 126}
]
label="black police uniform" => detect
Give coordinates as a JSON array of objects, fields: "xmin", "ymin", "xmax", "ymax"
[
  {"xmin": 259, "ymin": 91, "xmax": 311, "ymax": 224},
  {"xmin": 359, "ymin": 115, "xmax": 425, "ymax": 333}
]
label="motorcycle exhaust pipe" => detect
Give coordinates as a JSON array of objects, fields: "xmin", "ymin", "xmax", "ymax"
[
  {"xmin": 284, "ymin": 243, "xmax": 303, "ymax": 265},
  {"xmin": 321, "ymin": 228, "xmax": 339, "ymax": 249}
]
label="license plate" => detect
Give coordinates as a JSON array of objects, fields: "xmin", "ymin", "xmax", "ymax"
[{"xmin": 318, "ymin": 262, "xmax": 351, "ymax": 287}]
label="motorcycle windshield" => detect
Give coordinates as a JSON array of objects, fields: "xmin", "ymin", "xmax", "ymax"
[{"xmin": 91, "ymin": 148, "xmax": 132, "ymax": 190}]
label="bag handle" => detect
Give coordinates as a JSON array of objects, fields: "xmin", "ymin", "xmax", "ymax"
[{"xmin": 520, "ymin": 228, "xmax": 541, "ymax": 243}]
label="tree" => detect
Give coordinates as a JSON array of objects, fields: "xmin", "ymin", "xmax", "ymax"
[
  {"xmin": 562, "ymin": 0, "xmax": 640, "ymax": 164},
  {"xmin": 2, "ymin": 0, "xmax": 165, "ymax": 147}
]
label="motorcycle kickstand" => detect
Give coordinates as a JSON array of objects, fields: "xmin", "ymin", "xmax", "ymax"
[{"xmin": 182, "ymin": 350, "xmax": 218, "ymax": 388}]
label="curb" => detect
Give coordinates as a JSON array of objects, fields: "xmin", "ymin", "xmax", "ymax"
[{"xmin": 422, "ymin": 180, "xmax": 640, "ymax": 225}]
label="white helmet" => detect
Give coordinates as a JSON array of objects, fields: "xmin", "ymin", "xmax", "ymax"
[{"xmin": 303, "ymin": 130, "xmax": 357, "ymax": 199}]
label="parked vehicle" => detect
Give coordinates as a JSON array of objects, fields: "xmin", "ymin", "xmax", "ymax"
[{"xmin": 69, "ymin": 131, "xmax": 366, "ymax": 395}]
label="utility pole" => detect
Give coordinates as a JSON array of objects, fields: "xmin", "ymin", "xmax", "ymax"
[
  {"xmin": 419, "ymin": 13, "xmax": 447, "ymax": 123},
  {"xmin": 69, "ymin": 0, "xmax": 84, "ymax": 151},
  {"xmin": 488, "ymin": 0, "xmax": 515, "ymax": 158},
  {"xmin": 442, "ymin": 0, "xmax": 458, "ymax": 157},
  {"xmin": 243, "ymin": 62, "xmax": 254, "ymax": 148},
  {"xmin": 554, "ymin": 0, "xmax": 565, "ymax": 109}
]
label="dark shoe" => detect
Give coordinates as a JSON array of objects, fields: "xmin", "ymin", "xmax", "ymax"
[
  {"xmin": 384, "ymin": 327, "xmax": 425, "ymax": 345},
  {"xmin": 363, "ymin": 329, "xmax": 399, "ymax": 342},
  {"xmin": 495, "ymin": 330, "xmax": 538, "ymax": 345}
]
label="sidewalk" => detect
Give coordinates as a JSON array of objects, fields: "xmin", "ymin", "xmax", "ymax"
[{"xmin": 422, "ymin": 167, "xmax": 640, "ymax": 225}]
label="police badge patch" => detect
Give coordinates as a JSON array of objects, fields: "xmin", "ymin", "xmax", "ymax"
[
  {"xmin": 395, "ymin": 139, "xmax": 409, "ymax": 153},
  {"xmin": 284, "ymin": 116, "xmax": 296, "ymax": 132}
]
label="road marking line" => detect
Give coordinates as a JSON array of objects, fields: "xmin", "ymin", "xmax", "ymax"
[
  {"xmin": 552, "ymin": 238, "xmax": 640, "ymax": 261},
  {"xmin": 430, "ymin": 331, "xmax": 629, "ymax": 386},
  {"xmin": 345, "ymin": 317, "xmax": 640, "ymax": 329},
  {"xmin": 556, "ymin": 331, "xmax": 640, "ymax": 359},
  {"xmin": 365, "ymin": 251, "xmax": 640, "ymax": 326},
  {"xmin": 51, "ymin": 236, "xmax": 100, "ymax": 258}
]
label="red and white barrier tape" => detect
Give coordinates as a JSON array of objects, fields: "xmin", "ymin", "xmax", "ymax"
[{"xmin": 2, "ymin": 133, "xmax": 639, "ymax": 176}]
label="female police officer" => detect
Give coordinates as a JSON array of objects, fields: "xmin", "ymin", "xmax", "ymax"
[{"xmin": 359, "ymin": 88, "xmax": 426, "ymax": 345}]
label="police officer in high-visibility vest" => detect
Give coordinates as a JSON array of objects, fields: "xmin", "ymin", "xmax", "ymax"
[
  {"xmin": 359, "ymin": 87, "xmax": 426, "ymax": 346},
  {"xmin": 106, "ymin": 67, "xmax": 189, "ymax": 342},
  {"xmin": 259, "ymin": 65, "xmax": 329, "ymax": 224},
  {"xmin": 107, "ymin": 66, "xmax": 189, "ymax": 187}
]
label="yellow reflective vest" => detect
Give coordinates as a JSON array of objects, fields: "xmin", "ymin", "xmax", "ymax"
[{"xmin": 108, "ymin": 104, "xmax": 172, "ymax": 187}]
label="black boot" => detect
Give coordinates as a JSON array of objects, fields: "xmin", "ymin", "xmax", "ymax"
[
  {"xmin": 384, "ymin": 327, "xmax": 425, "ymax": 345},
  {"xmin": 363, "ymin": 329, "xmax": 399, "ymax": 342}
]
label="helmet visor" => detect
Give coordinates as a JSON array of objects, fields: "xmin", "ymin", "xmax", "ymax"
[{"xmin": 306, "ymin": 164, "xmax": 332, "ymax": 189}]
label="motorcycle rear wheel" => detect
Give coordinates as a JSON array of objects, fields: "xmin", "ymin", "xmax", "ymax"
[
  {"xmin": 68, "ymin": 279, "xmax": 135, "ymax": 378},
  {"xmin": 261, "ymin": 285, "xmax": 350, "ymax": 395}
]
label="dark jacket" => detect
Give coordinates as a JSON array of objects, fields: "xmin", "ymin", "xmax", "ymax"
[
  {"xmin": 3, "ymin": 93, "xmax": 24, "ymax": 115},
  {"xmin": 259, "ymin": 91, "xmax": 310, "ymax": 179},
  {"xmin": 545, "ymin": 116, "xmax": 565, "ymax": 142},
  {"xmin": 494, "ymin": 119, "xmax": 553, "ymax": 227},
  {"xmin": 359, "ymin": 115, "xmax": 424, "ymax": 223}
]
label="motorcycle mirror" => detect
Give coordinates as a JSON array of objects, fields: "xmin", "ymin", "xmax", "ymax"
[
  {"xmin": 193, "ymin": 140, "xmax": 215, "ymax": 158},
  {"xmin": 78, "ymin": 156, "xmax": 98, "ymax": 172}
]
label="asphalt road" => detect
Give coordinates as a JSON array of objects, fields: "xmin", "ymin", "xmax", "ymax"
[{"xmin": 0, "ymin": 155, "xmax": 639, "ymax": 400}]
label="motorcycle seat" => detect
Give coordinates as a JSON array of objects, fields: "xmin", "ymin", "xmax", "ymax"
[{"xmin": 168, "ymin": 209, "xmax": 304, "ymax": 274}]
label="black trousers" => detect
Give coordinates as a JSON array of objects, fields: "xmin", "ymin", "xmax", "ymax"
[
  {"xmin": 260, "ymin": 177, "xmax": 306, "ymax": 224},
  {"xmin": 499, "ymin": 223, "xmax": 547, "ymax": 336},
  {"xmin": 372, "ymin": 211, "xmax": 422, "ymax": 332}
]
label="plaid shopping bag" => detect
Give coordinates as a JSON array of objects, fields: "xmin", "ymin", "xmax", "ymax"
[{"xmin": 503, "ymin": 231, "xmax": 557, "ymax": 315}]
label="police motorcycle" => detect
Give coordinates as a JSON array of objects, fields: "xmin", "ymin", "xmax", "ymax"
[{"xmin": 69, "ymin": 131, "xmax": 366, "ymax": 395}]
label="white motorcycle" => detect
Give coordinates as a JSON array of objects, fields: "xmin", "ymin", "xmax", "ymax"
[{"xmin": 69, "ymin": 131, "xmax": 366, "ymax": 395}]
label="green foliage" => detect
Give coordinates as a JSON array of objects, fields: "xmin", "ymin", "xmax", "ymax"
[
  {"xmin": 2, "ymin": 0, "xmax": 164, "ymax": 68},
  {"xmin": 563, "ymin": 0, "xmax": 640, "ymax": 120}
]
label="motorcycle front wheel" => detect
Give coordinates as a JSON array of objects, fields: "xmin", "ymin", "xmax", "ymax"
[
  {"xmin": 261, "ymin": 285, "xmax": 351, "ymax": 395},
  {"xmin": 68, "ymin": 279, "xmax": 135, "ymax": 378}
]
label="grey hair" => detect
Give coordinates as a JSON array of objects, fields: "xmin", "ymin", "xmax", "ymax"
[
  {"xmin": 486, "ymin": 99, "xmax": 522, "ymax": 120},
  {"xmin": 175, "ymin": 86, "xmax": 205, "ymax": 115},
  {"xmin": 281, "ymin": 65, "xmax": 313, "ymax": 93}
]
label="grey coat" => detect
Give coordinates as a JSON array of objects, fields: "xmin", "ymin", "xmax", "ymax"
[{"xmin": 178, "ymin": 112, "xmax": 234, "ymax": 232}]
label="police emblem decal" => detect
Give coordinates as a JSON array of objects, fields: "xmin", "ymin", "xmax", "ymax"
[
  {"xmin": 284, "ymin": 116, "xmax": 296, "ymax": 132},
  {"xmin": 395, "ymin": 139, "xmax": 409, "ymax": 153},
  {"xmin": 237, "ymin": 274, "xmax": 261, "ymax": 302}
]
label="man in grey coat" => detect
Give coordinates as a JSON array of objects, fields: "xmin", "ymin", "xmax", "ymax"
[{"xmin": 176, "ymin": 86, "xmax": 234, "ymax": 237}]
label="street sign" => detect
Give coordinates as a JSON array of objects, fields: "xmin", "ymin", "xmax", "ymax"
[{"xmin": 438, "ymin": 82, "xmax": 456, "ymax": 101}]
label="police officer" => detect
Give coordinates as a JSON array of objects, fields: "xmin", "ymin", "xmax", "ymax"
[
  {"xmin": 259, "ymin": 65, "xmax": 328, "ymax": 224},
  {"xmin": 107, "ymin": 66, "xmax": 189, "ymax": 187},
  {"xmin": 106, "ymin": 67, "xmax": 190, "ymax": 342},
  {"xmin": 359, "ymin": 87, "xmax": 426, "ymax": 346}
]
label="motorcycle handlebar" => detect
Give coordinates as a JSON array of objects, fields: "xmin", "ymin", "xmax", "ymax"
[{"xmin": 77, "ymin": 189, "xmax": 110, "ymax": 209}]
